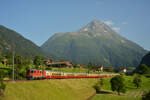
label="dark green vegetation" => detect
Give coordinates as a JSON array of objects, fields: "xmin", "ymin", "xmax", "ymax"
[
  {"xmin": 0, "ymin": 70, "xmax": 6, "ymax": 98},
  {"xmin": 133, "ymin": 74, "xmax": 142, "ymax": 88},
  {"xmin": 33, "ymin": 56, "xmax": 43, "ymax": 66},
  {"xmin": 42, "ymin": 20, "xmax": 147, "ymax": 67},
  {"xmin": 0, "ymin": 25, "xmax": 55, "ymax": 58},
  {"xmin": 137, "ymin": 64, "xmax": 150, "ymax": 75},
  {"xmin": 142, "ymin": 91, "xmax": 150, "ymax": 100},
  {"xmin": 93, "ymin": 78, "xmax": 104, "ymax": 93},
  {"xmin": 0, "ymin": 54, "xmax": 47, "ymax": 80},
  {"xmin": 0, "ymin": 79, "xmax": 6, "ymax": 97},
  {"xmin": 110, "ymin": 75, "xmax": 126, "ymax": 95},
  {"xmin": 92, "ymin": 76, "xmax": 150, "ymax": 100},
  {"xmin": 140, "ymin": 52, "xmax": 150, "ymax": 67}
]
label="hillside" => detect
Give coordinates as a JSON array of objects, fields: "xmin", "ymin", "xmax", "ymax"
[
  {"xmin": 41, "ymin": 20, "xmax": 147, "ymax": 67},
  {"xmin": 140, "ymin": 52, "xmax": 150, "ymax": 67},
  {"xmin": 2, "ymin": 79, "xmax": 98, "ymax": 100},
  {"xmin": 0, "ymin": 25, "xmax": 50, "ymax": 57}
]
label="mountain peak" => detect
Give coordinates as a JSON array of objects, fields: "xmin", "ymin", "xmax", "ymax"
[
  {"xmin": 90, "ymin": 19, "xmax": 103, "ymax": 25},
  {"xmin": 79, "ymin": 19, "xmax": 105, "ymax": 32}
]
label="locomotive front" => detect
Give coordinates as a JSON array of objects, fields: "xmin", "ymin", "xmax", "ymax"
[{"xmin": 27, "ymin": 69, "xmax": 45, "ymax": 80}]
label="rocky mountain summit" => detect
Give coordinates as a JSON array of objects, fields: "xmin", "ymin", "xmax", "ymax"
[{"xmin": 42, "ymin": 20, "xmax": 147, "ymax": 67}]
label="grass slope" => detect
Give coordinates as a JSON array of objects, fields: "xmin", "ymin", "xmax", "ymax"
[
  {"xmin": 2, "ymin": 79, "xmax": 99, "ymax": 100},
  {"xmin": 92, "ymin": 76, "xmax": 150, "ymax": 100}
]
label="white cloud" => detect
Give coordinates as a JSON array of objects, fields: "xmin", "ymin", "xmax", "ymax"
[
  {"xmin": 112, "ymin": 27, "xmax": 120, "ymax": 32},
  {"xmin": 104, "ymin": 20, "xmax": 113, "ymax": 26},
  {"xmin": 103, "ymin": 20, "xmax": 121, "ymax": 32}
]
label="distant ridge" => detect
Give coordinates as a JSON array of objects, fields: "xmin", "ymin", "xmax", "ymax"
[
  {"xmin": 0, "ymin": 25, "xmax": 50, "ymax": 57},
  {"xmin": 41, "ymin": 20, "xmax": 147, "ymax": 67},
  {"xmin": 140, "ymin": 52, "xmax": 150, "ymax": 67}
]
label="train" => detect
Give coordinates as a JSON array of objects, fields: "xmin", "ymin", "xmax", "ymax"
[{"xmin": 27, "ymin": 69, "xmax": 118, "ymax": 80}]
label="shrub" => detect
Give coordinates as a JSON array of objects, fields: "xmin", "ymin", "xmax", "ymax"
[
  {"xmin": 110, "ymin": 75, "xmax": 126, "ymax": 95},
  {"xmin": 133, "ymin": 74, "xmax": 142, "ymax": 88},
  {"xmin": 0, "ymin": 78, "xmax": 6, "ymax": 91},
  {"xmin": 144, "ymin": 74, "xmax": 150, "ymax": 78},
  {"xmin": 93, "ymin": 83, "xmax": 101, "ymax": 93},
  {"xmin": 93, "ymin": 78, "xmax": 104, "ymax": 93},
  {"xmin": 0, "ymin": 78, "xmax": 6, "ymax": 96},
  {"xmin": 142, "ymin": 91, "xmax": 150, "ymax": 100},
  {"xmin": 138, "ymin": 64, "xmax": 150, "ymax": 74}
]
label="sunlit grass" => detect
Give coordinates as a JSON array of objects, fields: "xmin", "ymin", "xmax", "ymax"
[
  {"xmin": 2, "ymin": 78, "xmax": 99, "ymax": 100},
  {"xmin": 92, "ymin": 94, "xmax": 141, "ymax": 100}
]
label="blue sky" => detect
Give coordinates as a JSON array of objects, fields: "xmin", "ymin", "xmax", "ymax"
[{"xmin": 0, "ymin": 0, "xmax": 150, "ymax": 50}]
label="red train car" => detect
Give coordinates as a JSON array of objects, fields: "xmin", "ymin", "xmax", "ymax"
[
  {"xmin": 27, "ymin": 69, "xmax": 46, "ymax": 79},
  {"xmin": 27, "ymin": 69, "xmax": 117, "ymax": 80}
]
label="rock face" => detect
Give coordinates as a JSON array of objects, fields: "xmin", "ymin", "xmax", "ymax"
[
  {"xmin": 0, "ymin": 25, "xmax": 47, "ymax": 57},
  {"xmin": 140, "ymin": 52, "xmax": 150, "ymax": 67},
  {"xmin": 41, "ymin": 20, "xmax": 147, "ymax": 67}
]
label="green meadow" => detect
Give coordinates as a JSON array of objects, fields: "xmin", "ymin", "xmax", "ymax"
[
  {"xmin": 92, "ymin": 76, "xmax": 150, "ymax": 100},
  {"xmin": 1, "ymin": 75, "xmax": 150, "ymax": 100},
  {"xmin": 2, "ymin": 79, "xmax": 99, "ymax": 100}
]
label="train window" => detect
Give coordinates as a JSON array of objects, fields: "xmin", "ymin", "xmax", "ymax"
[
  {"xmin": 31, "ymin": 71, "xmax": 34, "ymax": 73},
  {"xmin": 34, "ymin": 71, "xmax": 36, "ymax": 73}
]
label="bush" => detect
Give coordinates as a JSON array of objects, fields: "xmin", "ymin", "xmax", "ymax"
[
  {"xmin": 0, "ymin": 84, "xmax": 6, "ymax": 91},
  {"xmin": 0, "ymin": 78, "xmax": 6, "ymax": 91},
  {"xmin": 0, "ymin": 78, "xmax": 6, "ymax": 96},
  {"xmin": 138, "ymin": 64, "xmax": 150, "ymax": 74},
  {"xmin": 144, "ymin": 74, "xmax": 150, "ymax": 78},
  {"xmin": 100, "ymin": 78, "xmax": 104, "ymax": 87},
  {"xmin": 133, "ymin": 74, "xmax": 142, "ymax": 88},
  {"xmin": 142, "ymin": 91, "xmax": 150, "ymax": 100},
  {"xmin": 93, "ymin": 78, "xmax": 104, "ymax": 93},
  {"xmin": 45, "ymin": 67, "xmax": 52, "ymax": 70},
  {"xmin": 110, "ymin": 75, "xmax": 126, "ymax": 95},
  {"xmin": 93, "ymin": 83, "xmax": 101, "ymax": 93}
]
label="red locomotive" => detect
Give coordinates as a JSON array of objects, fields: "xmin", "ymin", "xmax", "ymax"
[{"xmin": 27, "ymin": 69, "xmax": 117, "ymax": 80}]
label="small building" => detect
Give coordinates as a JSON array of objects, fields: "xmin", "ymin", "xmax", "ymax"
[
  {"xmin": 99, "ymin": 65, "xmax": 103, "ymax": 71},
  {"xmin": 93, "ymin": 65, "xmax": 103, "ymax": 72},
  {"xmin": 120, "ymin": 68, "xmax": 127, "ymax": 73},
  {"xmin": 47, "ymin": 61, "xmax": 73, "ymax": 68},
  {"xmin": 103, "ymin": 67, "xmax": 114, "ymax": 72},
  {"xmin": 2, "ymin": 58, "xmax": 7, "ymax": 65},
  {"xmin": 44, "ymin": 58, "xmax": 53, "ymax": 65},
  {"xmin": 75, "ymin": 64, "xmax": 85, "ymax": 68}
]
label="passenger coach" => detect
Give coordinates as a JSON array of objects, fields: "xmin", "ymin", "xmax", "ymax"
[{"xmin": 27, "ymin": 69, "xmax": 117, "ymax": 80}]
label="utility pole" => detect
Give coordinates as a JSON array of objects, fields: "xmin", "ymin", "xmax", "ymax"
[{"xmin": 12, "ymin": 45, "xmax": 15, "ymax": 81}]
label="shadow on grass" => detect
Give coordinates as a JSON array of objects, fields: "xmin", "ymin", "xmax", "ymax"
[
  {"xmin": 126, "ymin": 86, "xmax": 137, "ymax": 90},
  {"xmin": 97, "ymin": 90, "xmax": 112, "ymax": 94}
]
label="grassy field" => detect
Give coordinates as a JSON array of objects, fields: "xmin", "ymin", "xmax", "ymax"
[
  {"xmin": 51, "ymin": 67, "xmax": 114, "ymax": 74},
  {"xmin": 51, "ymin": 67, "xmax": 89, "ymax": 73},
  {"xmin": 2, "ymin": 78, "xmax": 99, "ymax": 100},
  {"xmin": 92, "ymin": 94, "xmax": 141, "ymax": 100},
  {"xmin": 92, "ymin": 75, "xmax": 150, "ymax": 100}
]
